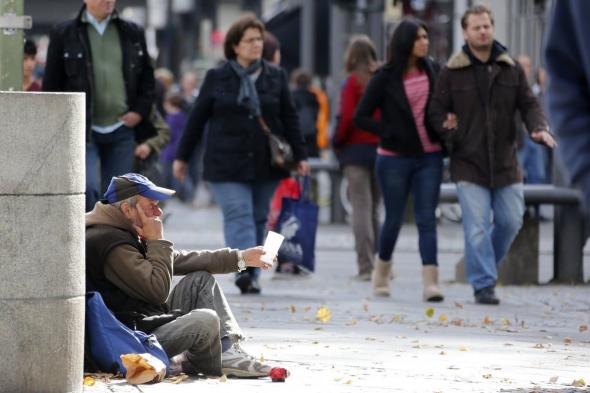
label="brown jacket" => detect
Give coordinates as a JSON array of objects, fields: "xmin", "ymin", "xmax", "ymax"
[
  {"xmin": 86, "ymin": 202, "xmax": 239, "ymax": 305},
  {"xmin": 428, "ymin": 47, "xmax": 548, "ymax": 188}
]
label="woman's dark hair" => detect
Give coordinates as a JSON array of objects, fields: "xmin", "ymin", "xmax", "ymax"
[
  {"xmin": 386, "ymin": 18, "xmax": 428, "ymax": 74},
  {"xmin": 24, "ymin": 39, "xmax": 37, "ymax": 57},
  {"xmin": 262, "ymin": 31, "xmax": 280, "ymax": 62},
  {"xmin": 223, "ymin": 14, "xmax": 265, "ymax": 60}
]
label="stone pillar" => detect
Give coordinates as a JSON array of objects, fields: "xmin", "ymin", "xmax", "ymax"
[{"xmin": 0, "ymin": 92, "xmax": 85, "ymax": 393}]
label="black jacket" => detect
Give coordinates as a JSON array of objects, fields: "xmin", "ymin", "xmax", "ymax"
[
  {"xmin": 43, "ymin": 6, "xmax": 156, "ymax": 143},
  {"xmin": 353, "ymin": 58, "xmax": 441, "ymax": 156},
  {"xmin": 176, "ymin": 61, "xmax": 307, "ymax": 182}
]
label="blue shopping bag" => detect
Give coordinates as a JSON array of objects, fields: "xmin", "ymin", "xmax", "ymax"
[
  {"xmin": 276, "ymin": 176, "xmax": 319, "ymax": 272},
  {"xmin": 85, "ymin": 292, "xmax": 170, "ymax": 375}
]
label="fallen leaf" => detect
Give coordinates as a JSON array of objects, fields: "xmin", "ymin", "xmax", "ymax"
[
  {"xmin": 563, "ymin": 337, "xmax": 573, "ymax": 344},
  {"xmin": 316, "ymin": 306, "xmax": 332, "ymax": 323},
  {"xmin": 482, "ymin": 374, "xmax": 492, "ymax": 379},
  {"xmin": 346, "ymin": 319, "xmax": 358, "ymax": 326},
  {"xmin": 167, "ymin": 374, "xmax": 189, "ymax": 384},
  {"xmin": 290, "ymin": 305, "xmax": 297, "ymax": 313},
  {"xmin": 502, "ymin": 319, "xmax": 510, "ymax": 326},
  {"xmin": 459, "ymin": 346, "xmax": 469, "ymax": 352},
  {"xmin": 548, "ymin": 376, "xmax": 558, "ymax": 384},
  {"xmin": 451, "ymin": 318, "xmax": 463, "ymax": 326},
  {"xmin": 390, "ymin": 314, "xmax": 402, "ymax": 323},
  {"xmin": 454, "ymin": 301, "xmax": 464, "ymax": 309},
  {"xmin": 260, "ymin": 354, "xmax": 265, "ymax": 363},
  {"xmin": 314, "ymin": 327, "xmax": 324, "ymax": 331},
  {"xmin": 218, "ymin": 375, "xmax": 227, "ymax": 382},
  {"xmin": 363, "ymin": 303, "xmax": 369, "ymax": 312},
  {"xmin": 365, "ymin": 337, "xmax": 376, "ymax": 341},
  {"xmin": 572, "ymin": 378, "xmax": 586, "ymax": 387},
  {"xmin": 483, "ymin": 316, "xmax": 493, "ymax": 325},
  {"xmin": 83, "ymin": 376, "xmax": 95, "ymax": 386},
  {"xmin": 448, "ymin": 365, "xmax": 460, "ymax": 370},
  {"xmin": 412, "ymin": 345, "xmax": 422, "ymax": 349},
  {"xmin": 439, "ymin": 314, "xmax": 448, "ymax": 322},
  {"xmin": 579, "ymin": 324, "xmax": 588, "ymax": 332},
  {"xmin": 532, "ymin": 343, "xmax": 545, "ymax": 349},
  {"xmin": 425, "ymin": 307, "xmax": 434, "ymax": 318},
  {"xmin": 345, "ymin": 380, "xmax": 353, "ymax": 385},
  {"xmin": 439, "ymin": 351, "xmax": 447, "ymax": 355},
  {"xmin": 304, "ymin": 306, "xmax": 311, "ymax": 312}
]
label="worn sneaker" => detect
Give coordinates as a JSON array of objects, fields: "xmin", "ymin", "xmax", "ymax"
[{"xmin": 221, "ymin": 344, "xmax": 271, "ymax": 378}]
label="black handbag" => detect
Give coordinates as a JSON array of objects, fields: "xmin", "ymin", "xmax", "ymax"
[{"xmin": 257, "ymin": 117, "xmax": 296, "ymax": 170}]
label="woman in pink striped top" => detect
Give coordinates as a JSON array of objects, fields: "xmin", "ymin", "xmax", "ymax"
[{"xmin": 354, "ymin": 18, "xmax": 444, "ymax": 302}]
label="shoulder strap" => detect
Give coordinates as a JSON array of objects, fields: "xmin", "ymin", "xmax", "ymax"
[{"xmin": 257, "ymin": 116, "xmax": 271, "ymax": 136}]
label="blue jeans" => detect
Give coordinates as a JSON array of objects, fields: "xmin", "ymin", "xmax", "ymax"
[
  {"xmin": 209, "ymin": 180, "xmax": 279, "ymax": 279},
  {"xmin": 456, "ymin": 182, "xmax": 525, "ymax": 291},
  {"xmin": 86, "ymin": 126, "xmax": 136, "ymax": 211},
  {"xmin": 376, "ymin": 152, "xmax": 443, "ymax": 265}
]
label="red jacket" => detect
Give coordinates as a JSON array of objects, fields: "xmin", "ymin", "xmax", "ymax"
[{"xmin": 333, "ymin": 73, "xmax": 379, "ymax": 146}]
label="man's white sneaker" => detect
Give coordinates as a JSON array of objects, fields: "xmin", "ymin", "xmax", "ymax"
[{"xmin": 221, "ymin": 344, "xmax": 271, "ymax": 378}]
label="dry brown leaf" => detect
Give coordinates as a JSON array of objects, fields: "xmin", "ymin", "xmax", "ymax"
[
  {"xmin": 563, "ymin": 337, "xmax": 573, "ymax": 344},
  {"xmin": 532, "ymin": 343, "xmax": 545, "ymax": 349},
  {"xmin": 548, "ymin": 376, "xmax": 558, "ymax": 384},
  {"xmin": 260, "ymin": 354, "xmax": 265, "ymax": 363},
  {"xmin": 482, "ymin": 374, "xmax": 492, "ymax": 379},
  {"xmin": 290, "ymin": 305, "xmax": 297, "ymax": 313},
  {"xmin": 579, "ymin": 324, "xmax": 588, "ymax": 332},
  {"xmin": 346, "ymin": 319, "xmax": 358, "ymax": 326},
  {"xmin": 166, "ymin": 374, "xmax": 189, "ymax": 384},
  {"xmin": 439, "ymin": 351, "xmax": 447, "ymax": 355},
  {"xmin": 483, "ymin": 316, "xmax": 493, "ymax": 325},
  {"xmin": 459, "ymin": 346, "xmax": 469, "ymax": 352},
  {"xmin": 451, "ymin": 318, "xmax": 463, "ymax": 326},
  {"xmin": 454, "ymin": 301, "xmax": 464, "ymax": 309},
  {"xmin": 83, "ymin": 376, "xmax": 95, "ymax": 386}
]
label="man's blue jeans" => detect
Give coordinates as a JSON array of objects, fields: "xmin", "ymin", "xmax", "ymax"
[
  {"xmin": 209, "ymin": 180, "xmax": 279, "ymax": 279},
  {"xmin": 375, "ymin": 152, "xmax": 443, "ymax": 265},
  {"xmin": 456, "ymin": 181, "xmax": 525, "ymax": 291},
  {"xmin": 518, "ymin": 138, "xmax": 547, "ymax": 184},
  {"xmin": 86, "ymin": 126, "xmax": 136, "ymax": 211}
]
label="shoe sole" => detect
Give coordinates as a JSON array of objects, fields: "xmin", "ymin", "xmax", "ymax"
[{"xmin": 222, "ymin": 368, "xmax": 268, "ymax": 378}]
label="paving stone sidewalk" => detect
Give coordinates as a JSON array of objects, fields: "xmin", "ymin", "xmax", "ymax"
[{"xmin": 83, "ymin": 200, "xmax": 590, "ymax": 393}]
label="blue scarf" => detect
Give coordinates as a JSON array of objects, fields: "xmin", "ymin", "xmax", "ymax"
[{"xmin": 229, "ymin": 59, "xmax": 262, "ymax": 117}]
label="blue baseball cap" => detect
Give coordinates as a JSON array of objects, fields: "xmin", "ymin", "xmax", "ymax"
[{"xmin": 103, "ymin": 173, "xmax": 175, "ymax": 204}]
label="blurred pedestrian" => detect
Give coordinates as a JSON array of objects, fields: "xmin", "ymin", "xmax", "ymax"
[
  {"xmin": 290, "ymin": 69, "xmax": 321, "ymax": 158},
  {"xmin": 355, "ymin": 19, "xmax": 445, "ymax": 301},
  {"xmin": 23, "ymin": 39, "xmax": 41, "ymax": 91},
  {"xmin": 173, "ymin": 15, "xmax": 309, "ymax": 295},
  {"xmin": 429, "ymin": 5, "xmax": 555, "ymax": 305},
  {"xmin": 332, "ymin": 35, "xmax": 380, "ymax": 281},
  {"xmin": 43, "ymin": 0, "xmax": 156, "ymax": 212},
  {"xmin": 545, "ymin": 0, "xmax": 590, "ymax": 231}
]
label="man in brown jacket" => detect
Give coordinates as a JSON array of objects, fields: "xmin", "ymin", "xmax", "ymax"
[
  {"xmin": 86, "ymin": 173, "xmax": 274, "ymax": 377},
  {"xmin": 429, "ymin": 5, "xmax": 556, "ymax": 305}
]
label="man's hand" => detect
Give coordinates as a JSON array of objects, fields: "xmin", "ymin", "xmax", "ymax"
[
  {"xmin": 297, "ymin": 160, "xmax": 310, "ymax": 176},
  {"xmin": 134, "ymin": 143, "xmax": 152, "ymax": 160},
  {"xmin": 119, "ymin": 111, "xmax": 143, "ymax": 128},
  {"xmin": 242, "ymin": 246, "xmax": 274, "ymax": 270},
  {"xmin": 443, "ymin": 113, "xmax": 458, "ymax": 130},
  {"xmin": 531, "ymin": 130, "xmax": 557, "ymax": 148},
  {"xmin": 133, "ymin": 204, "xmax": 164, "ymax": 241},
  {"xmin": 173, "ymin": 160, "xmax": 188, "ymax": 181}
]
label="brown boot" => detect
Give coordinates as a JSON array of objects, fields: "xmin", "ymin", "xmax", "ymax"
[
  {"xmin": 372, "ymin": 257, "xmax": 392, "ymax": 297},
  {"xmin": 422, "ymin": 265, "xmax": 444, "ymax": 302}
]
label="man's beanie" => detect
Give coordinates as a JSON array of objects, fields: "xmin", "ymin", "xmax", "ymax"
[{"xmin": 103, "ymin": 173, "xmax": 175, "ymax": 204}]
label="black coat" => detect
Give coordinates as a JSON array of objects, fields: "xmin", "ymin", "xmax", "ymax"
[
  {"xmin": 176, "ymin": 61, "xmax": 306, "ymax": 182},
  {"xmin": 353, "ymin": 58, "xmax": 441, "ymax": 156},
  {"xmin": 43, "ymin": 6, "xmax": 156, "ymax": 143}
]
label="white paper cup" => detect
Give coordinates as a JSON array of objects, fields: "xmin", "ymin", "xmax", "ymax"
[{"xmin": 261, "ymin": 231, "xmax": 285, "ymax": 264}]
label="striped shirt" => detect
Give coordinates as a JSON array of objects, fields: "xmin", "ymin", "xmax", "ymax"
[{"xmin": 378, "ymin": 70, "xmax": 442, "ymax": 156}]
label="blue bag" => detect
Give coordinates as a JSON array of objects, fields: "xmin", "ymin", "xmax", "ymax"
[
  {"xmin": 85, "ymin": 292, "xmax": 170, "ymax": 375},
  {"xmin": 276, "ymin": 176, "xmax": 319, "ymax": 272}
]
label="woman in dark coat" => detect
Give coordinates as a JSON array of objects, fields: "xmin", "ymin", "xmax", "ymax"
[
  {"xmin": 354, "ymin": 19, "xmax": 444, "ymax": 301},
  {"xmin": 173, "ymin": 15, "xmax": 309, "ymax": 294}
]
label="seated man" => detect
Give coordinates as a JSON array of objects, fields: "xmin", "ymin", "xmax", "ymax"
[{"xmin": 86, "ymin": 173, "xmax": 273, "ymax": 378}]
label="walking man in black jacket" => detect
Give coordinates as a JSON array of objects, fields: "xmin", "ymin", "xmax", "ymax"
[
  {"xmin": 429, "ymin": 5, "xmax": 555, "ymax": 305},
  {"xmin": 43, "ymin": 0, "xmax": 156, "ymax": 212}
]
